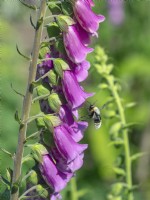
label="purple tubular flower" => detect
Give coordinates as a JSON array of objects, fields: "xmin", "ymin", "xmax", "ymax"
[
  {"xmin": 50, "ymin": 193, "xmax": 62, "ymax": 200},
  {"xmin": 53, "ymin": 124, "xmax": 88, "ymax": 163},
  {"xmin": 52, "ymin": 147, "xmax": 84, "ymax": 173},
  {"xmin": 73, "ymin": 60, "xmax": 90, "ymax": 82},
  {"xmin": 73, "ymin": 0, "xmax": 105, "ymax": 34},
  {"xmin": 63, "ymin": 25, "xmax": 93, "ymax": 63},
  {"xmin": 39, "ymin": 154, "xmax": 70, "ymax": 193},
  {"xmin": 76, "ymin": 22, "xmax": 91, "ymax": 46},
  {"xmin": 62, "ymin": 70, "xmax": 94, "ymax": 109}
]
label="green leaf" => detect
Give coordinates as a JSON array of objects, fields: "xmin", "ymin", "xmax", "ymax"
[
  {"xmin": 131, "ymin": 152, "xmax": 147, "ymax": 162},
  {"xmin": 113, "ymin": 167, "xmax": 126, "ymax": 177},
  {"xmin": 47, "ymin": 22, "xmax": 61, "ymax": 38},
  {"xmin": 125, "ymin": 102, "xmax": 137, "ymax": 108},
  {"xmin": 30, "ymin": 15, "xmax": 36, "ymax": 29},
  {"xmin": 61, "ymin": 1, "xmax": 73, "ymax": 16},
  {"xmin": 16, "ymin": 45, "xmax": 31, "ymax": 61},
  {"xmin": 48, "ymin": 2, "xmax": 61, "ymax": 14},
  {"xmin": 19, "ymin": 0, "xmax": 38, "ymax": 10},
  {"xmin": 0, "ymin": 148, "xmax": 13, "ymax": 158}
]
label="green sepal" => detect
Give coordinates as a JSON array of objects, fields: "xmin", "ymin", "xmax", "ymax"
[
  {"xmin": 22, "ymin": 155, "xmax": 36, "ymax": 171},
  {"xmin": 61, "ymin": 1, "xmax": 73, "ymax": 16},
  {"xmin": 43, "ymin": 130, "xmax": 54, "ymax": 147},
  {"xmin": 55, "ymin": 38, "xmax": 66, "ymax": 54},
  {"xmin": 98, "ymin": 83, "xmax": 109, "ymax": 90},
  {"xmin": 29, "ymin": 144, "xmax": 48, "ymax": 163},
  {"xmin": 6, "ymin": 168, "xmax": 13, "ymax": 184},
  {"xmin": 26, "ymin": 170, "xmax": 39, "ymax": 185},
  {"xmin": 36, "ymin": 118, "xmax": 45, "ymax": 129},
  {"xmin": 57, "ymin": 15, "xmax": 75, "ymax": 32},
  {"xmin": 48, "ymin": 70, "xmax": 58, "ymax": 86},
  {"xmin": 113, "ymin": 167, "xmax": 126, "ymax": 177},
  {"xmin": 44, "ymin": 115, "xmax": 61, "ymax": 131},
  {"xmin": 108, "ymin": 139, "xmax": 124, "ymax": 147},
  {"xmin": 39, "ymin": 44, "xmax": 50, "ymax": 59},
  {"xmin": 46, "ymin": 22, "xmax": 61, "ymax": 38},
  {"xmin": 36, "ymin": 85, "xmax": 50, "ymax": 96},
  {"xmin": 104, "ymin": 110, "xmax": 117, "ymax": 118},
  {"xmin": 48, "ymin": 2, "xmax": 61, "ymax": 14},
  {"xmin": 36, "ymin": 184, "xmax": 49, "ymax": 198},
  {"xmin": 48, "ymin": 93, "xmax": 63, "ymax": 112},
  {"xmin": 54, "ymin": 58, "xmax": 70, "ymax": 78}
]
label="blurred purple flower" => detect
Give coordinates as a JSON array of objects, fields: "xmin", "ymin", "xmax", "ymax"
[{"xmin": 108, "ymin": 0, "xmax": 125, "ymax": 26}]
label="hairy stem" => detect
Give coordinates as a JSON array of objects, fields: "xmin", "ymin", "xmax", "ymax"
[
  {"xmin": 71, "ymin": 177, "xmax": 78, "ymax": 200},
  {"xmin": 10, "ymin": 1, "xmax": 47, "ymax": 200},
  {"xmin": 107, "ymin": 76, "xmax": 133, "ymax": 200}
]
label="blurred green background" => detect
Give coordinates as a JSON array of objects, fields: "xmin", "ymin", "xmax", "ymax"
[{"xmin": 0, "ymin": 0, "xmax": 150, "ymax": 199}]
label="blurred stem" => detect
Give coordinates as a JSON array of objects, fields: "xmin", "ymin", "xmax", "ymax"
[
  {"xmin": 71, "ymin": 177, "xmax": 78, "ymax": 200},
  {"xmin": 10, "ymin": 1, "xmax": 47, "ymax": 200},
  {"xmin": 106, "ymin": 76, "xmax": 134, "ymax": 200}
]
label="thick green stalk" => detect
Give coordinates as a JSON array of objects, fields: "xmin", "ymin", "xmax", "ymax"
[
  {"xmin": 10, "ymin": 1, "xmax": 47, "ymax": 200},
  {"xmin": 71, "ymin": 177, "xmax": 78, "ymax": 200},
  {"xmin": 107, "ymin": 76, "xmax": 134, "ymax": 200}
]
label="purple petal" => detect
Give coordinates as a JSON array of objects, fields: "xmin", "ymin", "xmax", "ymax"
[
  {"xmin": 71, "ymin": 121, "xmax": 88, "ymax": 142},
  {"xmin": 59, "ymin": 105, "xmax": 74, "ymax": 126},
  {"xmin": 62, "ymin": 71, "xmax": 94, "ymax": 109},
  {"xmin": 73, "ymin": 0, "xmax": 105, "ymax": 34},
  {"xmin": 54, "ymin": 125, "xmax": 88, "ymax": 162},
  {"xmin": 85, "ymin": 0, "xmax": 95, "ymax": 7},
  {"xmin": 50, "ymin": 193, "xmax": 62, "ymax": 200},
  {"xmin": 76, "ymin": 22, "xmax": 91, "ymax": 46},
  {"xmin": 39, "ymin": 154, "xmax": 68, "ymax": 193},
  {"xmin": 63, "ymin": 25, "xmax": 93, "ymax": 64}
]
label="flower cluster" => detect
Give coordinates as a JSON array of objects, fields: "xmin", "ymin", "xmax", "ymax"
[{"xmin": 34, "ymin": 1, "xmax": 105, "ymax": 199}]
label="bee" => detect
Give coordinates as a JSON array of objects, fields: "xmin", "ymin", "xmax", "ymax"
[
  {"xmin": 87, "ymin": 101, "xmax": 109, "ymax": 129},
  {"xmin": 88, "ymin": 105, "xmax": 102, "ymax": 129}
]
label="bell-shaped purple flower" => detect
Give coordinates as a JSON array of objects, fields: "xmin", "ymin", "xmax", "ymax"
[
  {"xmin": 62, "ymin": 70, "xmax": 93, "ymax": 109},
  {"xmin": 39, "ymin": 154, "xmax": 69, "ymax": 193},
  {"xmin": 63, "ymin": 25, "xmax": 93, "ymax": 64},
  {"xmin": 73, "ymin": 0, "xmax": 105, "ymax": 34},
  {"xmin": 73, "ymin": 60, "xmax": 90, "ymax": 82},
  {"xmin": 53, "ymin": 124, "xmax": 88, "ymax": 163},
  {"xmin": 52, "ymin": 147, "xmax": 84, "ymax": 173}
]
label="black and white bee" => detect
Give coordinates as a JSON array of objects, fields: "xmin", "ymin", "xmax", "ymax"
[
  {"xmin": 88, "ymin": 105, "xmax": 101, "ymax": 129},
  {"xmin": 87, "ymin": 102, "xmax": 108, "ymax": 129}
]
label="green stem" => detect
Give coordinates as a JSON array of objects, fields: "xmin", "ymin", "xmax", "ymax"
[
  {"xmin": 10, "ymin": 1, "xmax": 47, "ymax": 200},
  {"xmin": 71, "ymin": 177, "xmax": 78, "ymax": 200},
  {"xmin": 107, "ymin": 76, "xmax": 134, "ymax": 200}
]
